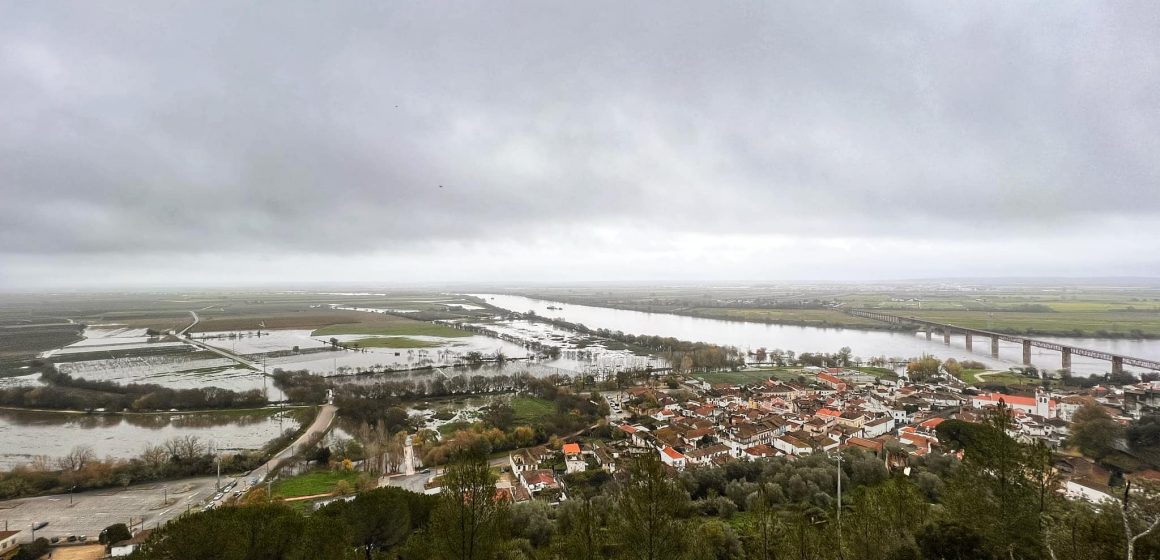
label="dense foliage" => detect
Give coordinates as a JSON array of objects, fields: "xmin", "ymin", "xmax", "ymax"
[{"xmin": 127, "ymin": 408, "xmax": 1160, "ymax": 560}]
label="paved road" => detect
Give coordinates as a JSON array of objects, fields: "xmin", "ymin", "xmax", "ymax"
[
  {"xmin": 182, "ymin": 333, "xmax": 266, "ymax": 371},
  {"xmin": 179, "ymin": 311, "xmax": 199, "ymax": 336},
  {"xmin": 253, "ymin": 404, "xmax": 338, "ymax": 483}
]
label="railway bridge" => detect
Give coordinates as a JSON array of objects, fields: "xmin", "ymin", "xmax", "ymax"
[{"xmin": 845, "ymin": 309, "xmax": 1160, "ymax": 374}]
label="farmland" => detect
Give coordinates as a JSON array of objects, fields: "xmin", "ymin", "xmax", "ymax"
[
  {"xmin": 511, "ymin": 283, "xmax": 1160, "ymax": 338},
  {"xmin": 345, "ymin": 337, "xmax": 440, "ymax": 349}
]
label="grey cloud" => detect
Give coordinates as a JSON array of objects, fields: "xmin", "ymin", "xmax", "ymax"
[{"xmin": 1, "ymin": 1, "xmax": 1158, "ymax": 272}]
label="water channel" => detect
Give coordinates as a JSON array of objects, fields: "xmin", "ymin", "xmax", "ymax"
[{"xmin": 476, "ymin": 294, "xmax": 1159, "ymax": 376}]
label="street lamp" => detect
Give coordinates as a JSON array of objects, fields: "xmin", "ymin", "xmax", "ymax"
[{"xmin": 69, "ymin": 485, "xmax": 76, "ymax": 505}]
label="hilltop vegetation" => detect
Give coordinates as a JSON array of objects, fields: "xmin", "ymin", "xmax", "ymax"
[{"xmin": 127, "ymin": 409, "xmax": 1160, "ymax": 560}]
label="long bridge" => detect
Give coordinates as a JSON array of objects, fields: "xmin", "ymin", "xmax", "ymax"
[{"xmin": 845, "ymin": 309, "xmax": 1160, "ymax": 374}]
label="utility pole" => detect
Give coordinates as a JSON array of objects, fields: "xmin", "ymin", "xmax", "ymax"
[
  {"xmin": 836, "ymin": 450, "xmax": 842, "ymax": 523},
  {"xmin": 163, "ymin": 486, "xmax": 168, "ymax": 506},
  {"xmin": 216, "ymin": 455, "xmax": 222, "ymax": 491}
]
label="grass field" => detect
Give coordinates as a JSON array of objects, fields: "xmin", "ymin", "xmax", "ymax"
[
  {"xmin": 438, "ymin": 420, "xmax": 474, "ymax": 437},
  {"xmin": 346, "ymin": 336, "xmax": 440, "ymax": 349},
  {"xmin": 511, "ymin": 395, "xmax": 556, "ymax": 425},
  {"xmin": 891, "ymin": 309, "xmax": 1160, "ymax": 338},
  {"xmin": 685, "ymin": 308, "xmax": 891, "ymax": 329},
  {"xmin": 312, "ymin": 315, "xmax": 470, "ymax": 338},
  {"xmin": 853, "ymin": 367, "xmax": 900, "ymax": 380},
  {"xmin": 954, "ymin": 368, "xmax": 1043, "ymax": 387},
  {"xmin": 0, "ymin": 323, "xmax": 84, "ymax": 377},
  {"xmin": 271, "ymin": 469, "xmax": 362, "ymax": 498}
]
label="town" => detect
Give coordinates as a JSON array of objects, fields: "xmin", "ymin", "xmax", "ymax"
[{"xmin": 399, "ymin": 361, "xmax": 1155, "ymax": 510}]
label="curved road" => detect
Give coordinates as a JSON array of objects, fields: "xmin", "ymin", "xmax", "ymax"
[{"xmin": 254, "ymin": 403, "xmax": 338, "ymax": 484}]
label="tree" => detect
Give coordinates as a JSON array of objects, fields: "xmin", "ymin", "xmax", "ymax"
[
  {"xmin": 742, "ymin": 484, "xmax": 785, "ymax": 560},
  {"xmin": 1119, "ymin": 481, "xmax": 1160, "ymax": 560},
  {"xmin": 319, "ymin": 488, "xmax": 413, "ymax": 560},
  {"xmin": 555, "ymin": 495, "xmax": 610, "ymax": 560},
  {"xmin": 944, "ymin": 358, "xmax": 963, "ymax": 380},
  {"xmin": 100, "ymin": 523, "xmax": 132, "ymax": 547},
  {"xmin": 428, "ymin": 451, "xmax": 505, "ymax": 560},
  {"xmin": 906, "ymin": 355, "xmax": 941, "ymax": 382},
  {"xmin": 916, "ymin": 520, "xmax": 990, "ymax": 560},
  {"xmin": 613, "ymin": 452, "xmax": 689, "ymax": 560},
  {"xmin": 836, "ymin": 346, "xmax": 853, "ymax": 367},
  {"xmin": 1068, "ymin": 400, "xmax": 1123, "ymax": 460},
  {"xmin": 942, "ymin": 406, "xmax": 1045, "ymax": 558}
]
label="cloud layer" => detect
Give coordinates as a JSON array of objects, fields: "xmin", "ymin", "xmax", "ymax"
[{"xmin": 2, "ymin": 2, "xmax": 1158, "ymax": 288}]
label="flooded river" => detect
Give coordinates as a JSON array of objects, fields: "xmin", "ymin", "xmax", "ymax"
[
  {"xmin": 477, "ymin": 294, "xmax": 1159, "ymax": 376},
  {"xmin": 0, "ymin": 408, "xmax": 300, "ymax": 470}
]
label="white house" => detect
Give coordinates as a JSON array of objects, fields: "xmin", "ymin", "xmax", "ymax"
[
  {"xmin": 659, "ymin": 446, "xmax": 686, "ymax": 470},
  {"xmin": 111, "ymin": 529, "xmax": 153, "ymax": 557},
  {"xmin": 862, "ymin": 416, "xmax": 896, "ymax": 438},
  {"xmin": 0, "ymin": 530, "xmax": 20, "ymax": 557}
]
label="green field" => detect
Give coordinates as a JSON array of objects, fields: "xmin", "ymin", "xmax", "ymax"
[
  {"xmin": 954, "ymin": 368, "xmax": 1042, "ymax": 387},
  {"xmin": 271, "ymin": 469, "xmax": 362, "ymax": 498},
  {"xmin": 511, "ymin": 395, "xmax": 556, "ymax": 425},
  {"xmin": 852, "ymin": 367, "xmax": 900, "ymax": 380},
  {"xmin": 892, "ymin": 309, "xmax": 1160, "ymax": 338},
  {"xmin": 438, "ymin": 420, "xmax": 474, "ymax": 437},
  {"xmin": 684, "ymin": 308, "xmax": 890, "ymax": 329},
  {"xmin": 345, "ymin": 336, "xmax": 440, "ymax": 349},
  {"xmin": 312, "ymin": 319, "xmax": 470, "ymax": 338}
]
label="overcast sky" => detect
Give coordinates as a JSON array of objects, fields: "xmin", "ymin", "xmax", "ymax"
[{"xmin": 2, "ymin": 2, "xmax": 1158, "ymax": 290}]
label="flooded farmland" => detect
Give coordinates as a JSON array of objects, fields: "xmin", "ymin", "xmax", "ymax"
[
  {"xmin": 477, "ymin": 293, "xmax": 1160, "ymax": 376},
  {"xmin": 0, "ymin": 408, "xmax": 300, "ymax": 470}
]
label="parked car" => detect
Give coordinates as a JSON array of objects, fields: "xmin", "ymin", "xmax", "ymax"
[{"xmin": 32, "ymin": 521, "xmax": 48, "ymax": 530}]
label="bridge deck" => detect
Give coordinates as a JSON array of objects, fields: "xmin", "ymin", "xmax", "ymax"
[{"xmin": 846, "ymin": 309, "xmax": 1160, "ymax": 370}]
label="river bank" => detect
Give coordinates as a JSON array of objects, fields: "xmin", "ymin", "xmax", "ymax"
[
  {"xmin": 502, "ymin": 291, "xmax": 1160, "ymax": 339},
  {"xmin": 474, "ymin": 293, "xmax": 1160, "ymax": 377}
]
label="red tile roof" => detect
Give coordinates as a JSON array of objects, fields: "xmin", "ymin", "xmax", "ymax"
[{"xmin": 562, "ymin": 443, "xmax": 581, "ymax": 455}]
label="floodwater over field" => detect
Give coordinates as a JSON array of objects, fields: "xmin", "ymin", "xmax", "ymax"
[
  {"xmin": 0, "ymin": 408, "xmax": 300, "ymax": 470},
  {"xmin": 40, "ymin": 326, "xmax": 280, "ymax": 398},
  {"xmin": 477, "ymin": 294, "xmax": 1160, "ymax": 376}
]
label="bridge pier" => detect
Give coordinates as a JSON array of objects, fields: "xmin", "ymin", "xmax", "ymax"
[
  {"xmin": 1113, "ymin": 357, "xmax": 1124, "ymax": 375},
  {"xmin": 1022, "ymin": 340, "xmax": 1032, "ymax": 365},
  {"xmin": 1061, "ymin": 348, "xmax": 1072, "ymax": 372},
  {"xmin": 925, "ymin": 330, "xmax": 932, "ymax": 341},
  {"xmin": 965, "ymin": 334, "xmax": 972, "ymax": 351},
  {"xmin": 943, "ymin": 330, "xmax": 951, "ymax": 345},
  {"xmin": 991, "ymin": 337, "xmax": 999, "ymax": 358}
]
